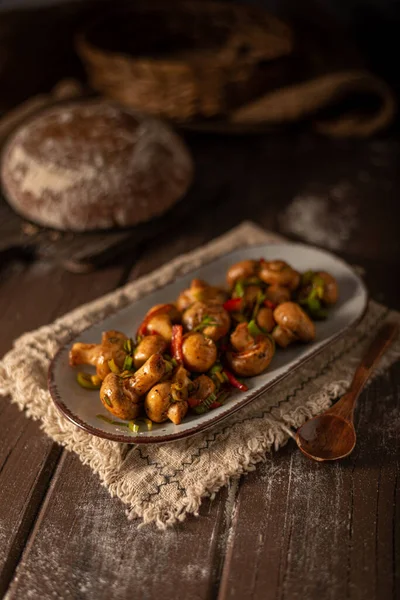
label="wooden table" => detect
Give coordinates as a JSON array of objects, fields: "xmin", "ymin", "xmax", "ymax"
[
  {"xmin": 0, "ymin": 127, "xmax": 399, "ymax": 600},
  {"xmin": 0, "ymin": 2, "xmax": 399, "ymax": 594}
]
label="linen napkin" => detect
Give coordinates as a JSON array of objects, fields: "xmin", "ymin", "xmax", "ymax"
[{"xmin": 0, "ymin": 222, "xmax": 399, "ymax": 528}]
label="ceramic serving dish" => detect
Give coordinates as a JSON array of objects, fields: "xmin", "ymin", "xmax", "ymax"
[{"xmin": 48, "ymin": 243, "xmax": 368, "ymax": 444}]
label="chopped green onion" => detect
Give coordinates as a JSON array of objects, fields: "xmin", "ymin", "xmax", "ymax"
[
  {"xmin": 164, "ymin": 360, "xmax": 174, "ymax": 373},
  {"xmin": 233, "ymin": 280, "xmax": 245, "ymax": 298},
  {"xmin": 76, "ymin": 372, "xmax": 101, "ymax": 390},
  {"xmin": 251, "ymin": 290, "xmax": 266, "ymax": 320},
  {"xmin": 301, "ymin": 270, "xmax": 315, "ymax": 286},
  {"xmin": 193, "ymin": 315, "xmax": 218, "ymax": 332},
  {"xmin": 308, "ymin": 297, "xmax": 321, "ymax": 313},
  {"xmin": 120, "ymin": 370, "xmax": 134, "ymax": 379},
  {"xmin": 215, "ymin": 371, "xmax": 225, "ymax": 384},
  {"xmin": 108, "ymin": 358, "xmax": 120, "ymax": 374},
  {"xmin": 248, "ymin": 319, "xmax": 263, "ymax": 338},
  {"xmin": 128, "ymin": 421, "xmax": 140, "ymax": 433},
  {"xmin": 103, "ymin": 393, "xmax": 113, "ymax": 407},
  {"xmin": 301, "ymin": 293, "xmax": 328, "ymax": 320},
  {"xmin": 123, "ymin": 338, "xmax": 134, "ymax": 354},
  {"xmin": 122, "ymin": 355, "xmax": 133, "ymax": 371},
  {"xmin": 97, "ymin": 414, "xmax": 155, "ymax": 431},
  {"xmin": 210, "ymin": 363, "xmax": 223, "ymax": 374},
  {"xmin": 192, "ymin": 392, "xmax": 218, "ymax": 414},
  {"xmin": 170, "ymin": 358, "xmax": 178, "ymax": 367}
]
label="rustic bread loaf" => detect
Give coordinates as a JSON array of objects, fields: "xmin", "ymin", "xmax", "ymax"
[{"xmin": 0, "ymin": 100, "xmax": 193, "ymax": 231}]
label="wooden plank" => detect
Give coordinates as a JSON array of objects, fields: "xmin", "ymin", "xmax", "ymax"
[
  {"xmin": 0, "ymin": 124, "xmax": 398, "ymax": 600},
  {"xmin": 0, "ymin": 401, "xmax": 61, "ymax": 599},
  {"xmin": 218, "ymin": 362, "xmax": 400, "ymax": 600},
  {"xmin": 0, "ymin": 250, "xmax": 127, "ymax": 597},
  {"xmin": 6, "ymin": 450, "xmax": 233, "ymax": 600},
  {"xmin": 3, "ymin": 233, "xmax": 238, "ymax": 600}
]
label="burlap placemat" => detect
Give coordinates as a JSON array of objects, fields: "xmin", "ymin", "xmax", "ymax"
[{"xmin": 0, "ymin": 222, "xmax": 399, "ymax": 528}]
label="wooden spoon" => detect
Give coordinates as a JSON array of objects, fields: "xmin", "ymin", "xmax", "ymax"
[{"xmin": 295, "ymin": 322, "xmax": 399, "ymax": 461}]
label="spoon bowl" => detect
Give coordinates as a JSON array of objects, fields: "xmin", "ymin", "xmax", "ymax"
[
  {"xmin": 296, "ymin": 414, "xmax": 356, "ymax": 461},
  {"xmin": 294, "ymin": 322, "xmax": 398, "ymax": 462}
]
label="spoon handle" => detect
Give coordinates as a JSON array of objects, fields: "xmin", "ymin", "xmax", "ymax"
[{"xmin": 348, "ymin": 322, "xmax": 399, "ymax": 400}]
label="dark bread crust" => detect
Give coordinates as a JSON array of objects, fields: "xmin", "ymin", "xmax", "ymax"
[{"xmin": 0, "ymin": 100, "xmax": 193, "ymax": 231}]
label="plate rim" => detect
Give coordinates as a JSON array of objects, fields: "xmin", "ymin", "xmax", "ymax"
[{"xmin": 48, "ymin": 241, "xmax": 369, "ymax": 444}]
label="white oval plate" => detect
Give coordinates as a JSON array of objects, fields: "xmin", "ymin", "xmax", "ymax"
[{"xmin": 48, "ymin": 243, "xmax": 368, "ymax": 444}]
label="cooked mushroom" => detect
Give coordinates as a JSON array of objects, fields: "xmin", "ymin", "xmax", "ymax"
[
  {"xmin": 69, "ymin": 330, "xmax": 128, "ymax": 380},
  {"xmin": 177, "ymin": 279, "xmax": 227, "ymax": 312},
  {"xmin": 297, "ymin": 270, "xmax": 338, "ymax": 319},
  {"xmin": 100, "ymin": 373, "xmax": 142, "ymax": 420},
  {"xmin": 226, "ymin": 260, "xmax": 258, "ymax": 288},
  {"xmin": 259, "ymin": 260, "xmax": 300, "ymax": 290},
  {"xmin": 144, "ymin": 381, "xmax": 188, "ymax": 425},
  {"xmin": 129, "ymin": 353, "xmax": 167, "ymax": 396},
  {"xmin": 170, "ymin": 365, "xmax": 192, "ymax": 402},
  {"xmin": 182, "ymin": 301, "xmax": 231, "ymax": 341},
  {"xmin": 240, "ymin": 284, "xmax": 263, "ymax": 307},
  {"xmin": 226, "ymin": 323, "xmax": 275, "ymax": 377},
  {"xmin": 316, "ymin": 271, "xmax": 338, "ymax": 305},
  {"xmin": 167, "ymin": 401, "xmax": 189, "ymax": 425},
  {"xmin": 272, "ymin": 302, "xmax": 316, "ymax": 348},
  {"xmin": 256, "ymin": 307, "xmax": 275, "ymax": 332},
  {"xmin": 182, "ymin": 332, "xmax": 217, "ymax": 372},
  {"xmin": 264, "ymin": 284, "xmax": 291, "ymax": 305},
  {"xmin": 145, "ymin": 314, "xmax": 174, "ymax": 341},
  {"xmin": 230, "ymin": 322, "xmax": 253, "ymax": 351},
  {"xmin": 139, "ymin": 303, "xmax": 180, "ymax": 341},
  {"xmin": 143, "ymin": 303, "xmax": 180, "ymax": 323},
  {"xmin": 133, "ymin": 335, "xmax": 167, "ymax": 368},
  {"xmin": 191, "ymin": 374, "xmax": 216, "ymax": 401}
]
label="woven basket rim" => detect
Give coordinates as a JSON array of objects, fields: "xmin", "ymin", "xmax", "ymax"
[{"xmin": 76, "ymin": 0, "xmax": 292, "ymax": 68}]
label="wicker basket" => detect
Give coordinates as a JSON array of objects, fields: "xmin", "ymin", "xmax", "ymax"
[{"xmin": 76, "ymin": 0, "xmax": 293, "ymax": 121}]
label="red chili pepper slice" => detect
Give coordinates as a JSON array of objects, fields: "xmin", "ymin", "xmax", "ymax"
[
  {"xmin": 264, "ymin": 299, "xmax": 277, "ymax": 310},
  {"xmin": 259, "ymin": 257, "xmax": 267, "ymax": 265},
  {"xmin": 187, "ymin": 397, "xmax": 202, "ymax": 408},
  {"xmin": 137, "ymin": 321, "xmax": 149, "ymax": 337},
  {"xmin": 171, "ymin": 324, "xmax": 184, "ymax": 364},
  {"xmin": 223, "ymin": 368, "xmax": 249, "ymax": 392},
  {"xmin": 209, "ymin": 401, "xmax": 222, "ymax": 409},
  {"xmin": 223, "ymin": 298, "xmax": 243, "ymax": 312}
]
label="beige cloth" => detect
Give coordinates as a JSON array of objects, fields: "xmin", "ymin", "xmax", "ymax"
[{"xmin": 0, "ymin": 222, "xmax": 399, "ymax": 528}]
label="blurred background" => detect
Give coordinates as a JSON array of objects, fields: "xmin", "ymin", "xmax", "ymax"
[
  {"xmin": 1, "ymin": 0, "xmax": 399, "ymax": 106},
  {"xmin": 0, "ymin": 0, "xmax": 399, "ymax": 306}
]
